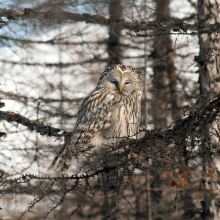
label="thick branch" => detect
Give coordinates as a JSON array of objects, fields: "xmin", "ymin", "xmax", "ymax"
[
  {"xmin": 1, "ymin": 8, "xmax": 220, "ymax": 35},
  {"xmin": 0, "ymin": 110, "xmax": 65, "ymax": 137}
]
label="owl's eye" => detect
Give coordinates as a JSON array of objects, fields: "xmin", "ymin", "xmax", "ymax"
[
  {"xmin": 125, "ymin": 81, "xmax": 130, "ymax": 85},
  {"xmin": 112, "ymin": 80, "xmax": 118, "ymax": 85}
]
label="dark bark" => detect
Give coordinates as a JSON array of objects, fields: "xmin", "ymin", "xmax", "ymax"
[
  {"xmin": 107, "ymin": 0, "xmax": 121, "ymax": 65},
  {"xmin": 197, "ymin": 0, "xmax": 220, "ymax": 105},
  {"xmin": 0, "ymin": 110, "xmax": 64, "ymax": 137},
  {"xmin": 152, "ymin": 0, "xmax": 179, "ymax": 128},
  {"xmin": 197, "ymin": 1, "xmax": 220, "ymax": 219}
]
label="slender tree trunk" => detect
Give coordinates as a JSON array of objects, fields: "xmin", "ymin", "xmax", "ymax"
[
  {"xmin": 143, "ymin": 1, "xmax": 152, "ymax": 219},
  {"xmin": 104, "ymin": 1, "xmax": 122, "ymax": 219},
  {"xmin": 166, "ymin": 35, "xmax": 180, "ymax": 118},
  {"xmin": 152, "ymin": 0, "xmax": 179, "ymax": 129},
  {"xmin": 150, "ymin": 1, "xmax": 180, "ymax": 219},
  {"xmin": 107, "ymin": 0, "xmax": 121, "ymax": 66},
  {"xmin": 197, "ymin": 1, "xmax": 220, "ymax": 219}
]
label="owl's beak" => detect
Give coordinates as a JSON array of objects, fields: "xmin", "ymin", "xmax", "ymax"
[{"xmin": 119, "ymin": 87, "xmax": 122, "ymax": 93}]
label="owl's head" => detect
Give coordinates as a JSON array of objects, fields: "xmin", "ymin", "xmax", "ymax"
[{"xmin": 98, "ymin": 65, "xmax": 143, "ymax": 96}]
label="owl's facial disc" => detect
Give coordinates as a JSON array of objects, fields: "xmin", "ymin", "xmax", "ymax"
[{"xmin": 106, "ymin": 70, "xmax": 136, "ymax": 95}]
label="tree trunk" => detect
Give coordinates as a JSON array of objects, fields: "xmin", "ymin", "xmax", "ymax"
[
  {"xmin": 150, "ymin": 1, "xmax": 181, "ymax": 219},
  {"xmin": 152, "ymin": 0, "xmax": 179, "ymax": 129},
  {"xmin": 197, "ymin": 1, "xmax": 220, "ymax": 219},
  {"xmin": 107, "ymin": 0, "xmax": 121, "ymax": 66},
  {"xmin": 197, "ymin": 0, "xmax": 220, "ymax": 104},
  {"xmin": 104, "ymin": 1, "xmax": 122, "ymax": 219}
]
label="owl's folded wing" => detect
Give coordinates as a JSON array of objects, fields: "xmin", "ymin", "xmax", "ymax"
[{"xmin": 48, "ymin": 91, "xmax": 113, "ymax": 171}]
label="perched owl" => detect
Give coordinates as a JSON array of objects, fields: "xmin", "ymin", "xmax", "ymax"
[{"xmin": 48, "ymin": 64, "xmax": 143, "ymax": 171}]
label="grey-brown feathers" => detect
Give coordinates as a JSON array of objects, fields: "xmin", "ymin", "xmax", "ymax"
[{"xmin": 48, "ymin": 64, "xmax": 143, "ymax": 171}]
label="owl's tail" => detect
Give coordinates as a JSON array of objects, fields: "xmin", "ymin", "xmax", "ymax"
[{"xmin": 47, "ymin": 144, "xmax": 73, "ymax": 172}]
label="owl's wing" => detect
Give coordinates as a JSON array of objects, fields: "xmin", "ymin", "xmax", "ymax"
[{"xmin": 48, "ymin": 91, "xmax": 113, "ymax": 171}]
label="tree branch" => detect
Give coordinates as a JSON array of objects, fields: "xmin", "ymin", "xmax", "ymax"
[
  {"xmin": 1, "ymin": 93, "xmax": 219, "ymax": 141},
  {"xmin": 0, "ymin": 56, "xmax": 144, "ymax": 67},
  {"xmin": 0, "ymin": 91, "xmax": 85, "ymax": 104},
  {"xmin": 0, "ymin": 110, "xmax": 66, "ymax": 137},
  {"xmin": 0, "ymin": 58, "xmax": 106, "ymax": 67},
  {"xmin": 1, "ymin": 8, "xmax": 220, "ymax": 35},
  {"xmin": 0, "ymin": 35, "xmax": 105, "ymax": 45}
]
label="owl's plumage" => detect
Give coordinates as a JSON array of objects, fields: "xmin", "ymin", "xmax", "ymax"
[{"xmin": 48, "ymin": 64, "xmax": 143, "ymax": 171}]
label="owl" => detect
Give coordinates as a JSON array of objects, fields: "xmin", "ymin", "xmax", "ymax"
[{"xmin": 48, "ymin": 64, "xmax": 143, "ymax": 171}]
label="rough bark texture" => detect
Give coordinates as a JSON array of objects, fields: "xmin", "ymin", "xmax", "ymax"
[
  {"xmin": 197, "ymin": 0, "xmax": 220, "ymax": 104},
  {"xmin": 197, "ymin": 1, "xmax": 220, "ymax": 219},
  {"xmin": 107, "ymin": 0, "xmax": 121, "ymax": 66},
  {"xmin": 152, "ymin": 0, "xmax": 179, "ymax": 128}
]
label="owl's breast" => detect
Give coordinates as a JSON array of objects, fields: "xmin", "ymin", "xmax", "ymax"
[{"xmin": 102, "ymin": 94, "xmax": 141, "ymax": 144}]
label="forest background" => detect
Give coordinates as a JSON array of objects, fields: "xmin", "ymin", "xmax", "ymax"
[{"xmin": 0, "ymin": 0, "xmax": 220, "ymax": 219}]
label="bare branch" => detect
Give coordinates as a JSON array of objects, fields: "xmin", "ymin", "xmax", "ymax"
[
  {"xmin": 0, "ymin": 35, "xmax": 143, "ymax": 50},
  {"xmin": 0, "ymin": 8, "xmax": 220, "ymax": 35},
  {"xmin": 0, "ymin": 91, "xmax": 85, "ymax": 104},
  {"xmin": 0, "ymin": 59, "xmax": 106, "ymax": 67},
  {"xmin": 0, "ymin": 110, "xmax": 65, "ymax": 137},
  {"xmin": 0, "ymin": 56, "xmax": 144, "ymax": 67},
  {"xmin": 0, "ymin": 35, "xmax": 105, "ymax": 45}
]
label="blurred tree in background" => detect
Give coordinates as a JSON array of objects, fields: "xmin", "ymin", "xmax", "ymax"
[{"xmin": 0, "ymin": 0, "xmax": 220, "ymax": 219}]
